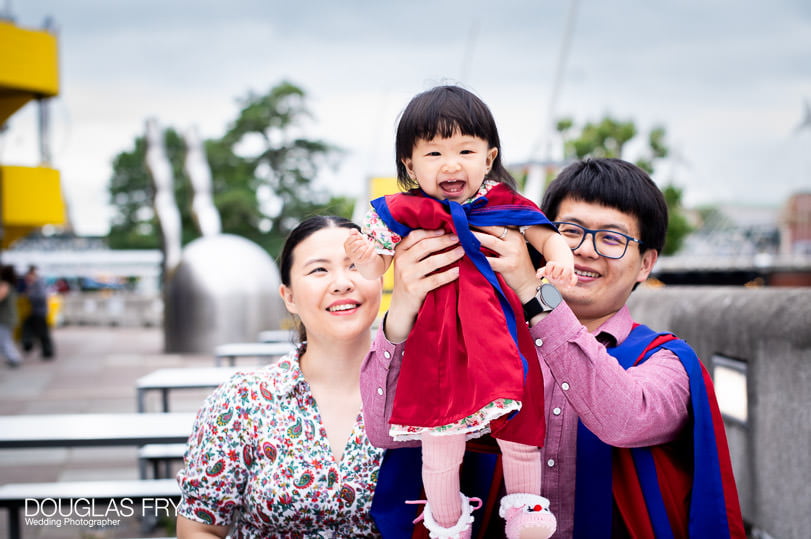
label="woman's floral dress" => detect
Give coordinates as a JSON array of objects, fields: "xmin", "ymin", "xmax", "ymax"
[{"xmin": 176, "ymin": 351, "xmax": 385, "ymax": 538}]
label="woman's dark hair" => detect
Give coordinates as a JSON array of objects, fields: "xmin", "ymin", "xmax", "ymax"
[
  {"xmin": 541, "ymin": 158, "xmax": 669, "ymax": 254},
  {"xmin": 278, "ymin": 216, "xmax": 360, "ymax": 346},
  {"xmin": 0, "ymin": 265, "xmax": 17, "ymax": 285},
  {"xmin": 394, "ymin": 85, "xmax": 516, "ymax": 191}
]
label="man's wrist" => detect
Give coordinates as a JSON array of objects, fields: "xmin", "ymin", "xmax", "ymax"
[
  {"xmin": 517, "ymin": 282, "xmax": 540, "ymax": 304},
  {"xmin": 522, "ymin": 280, "xmax": 563, "ymax": 321},
  {"xmin": 526, "ymin": 311, "xmax": 551, "ymax": 328},
  {"xmin": 381, "ymin": 309, "xmax": 412, "ymax": 344}
]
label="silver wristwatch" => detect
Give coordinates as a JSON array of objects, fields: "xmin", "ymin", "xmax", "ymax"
[{"xmin": 522, "ymin": 281, "xmax": 563, "ymax": 320}]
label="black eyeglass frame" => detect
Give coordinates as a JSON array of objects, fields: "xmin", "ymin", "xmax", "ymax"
[{"xmin": 552, "ymin": 221, "xmax": 645, "ymax": 260}]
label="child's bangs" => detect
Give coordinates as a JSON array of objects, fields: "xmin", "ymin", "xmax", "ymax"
[{"xmin": 412, "ymin": 101, "xmax": 488, "ymax": 143}]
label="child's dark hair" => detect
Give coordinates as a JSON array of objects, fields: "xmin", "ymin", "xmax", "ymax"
[
  {"xmin": 395, "ymin": 85, "xmax": 516, "ymax": 191},
  {"xmin": 278, "ymin": 215, "xmax": 360, "ymax": 347},
  {"xmin": 541, "ymin": 158, "xmax": 668, "ymax": 254}
]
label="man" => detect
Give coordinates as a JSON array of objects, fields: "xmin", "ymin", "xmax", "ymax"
[
  {"xmin": 362, "ymin": 158, "xmax": 744, "ymax": 537},
  {"xmin": 21, "ymin": 265, "xmax": 54, "ymax": 359}
]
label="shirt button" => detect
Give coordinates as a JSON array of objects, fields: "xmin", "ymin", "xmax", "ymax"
[
  {"xmin": 534, "ymin": 338, "xmax": 543, "ymax": 347},
  {"xmin": 384, "ymin": 351, "xmax": 391, "ymax": 359},
  {"xmin": 561, "ymin": 382, "xmax": 570, "ymax": 391},
  {"xmin": 547, "ymin": 459, "xmax": 555, "ymax": 468},
  {"xmin": 552, "ymin": 407, "xmax": 561, "ymax": 416},
  {"xmin": 376, "ymin": 387, "xmax": 383, "ymax": 396}
]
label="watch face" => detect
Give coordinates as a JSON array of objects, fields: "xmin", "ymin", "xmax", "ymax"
[{"xmin": 540, "ymin": 283, "xmax": 563, "ymax": 309}]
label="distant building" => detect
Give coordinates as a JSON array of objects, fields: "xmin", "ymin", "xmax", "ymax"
[
  {"xmin": 780, "ymin": 193, "xmax": 811, "ymax": 256},
  {"xmin": 653, "ymin": 200, "xmax": 811, "ymax": 286}
]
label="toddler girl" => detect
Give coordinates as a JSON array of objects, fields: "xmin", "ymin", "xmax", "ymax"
[{"xmin": 346, "ymin": 85, "xmax": 575, "ymax": 539}]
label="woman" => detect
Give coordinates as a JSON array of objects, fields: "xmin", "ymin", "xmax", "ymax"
[{"xmin": 176, "ymin": 216, "xmax": 390, "ymax": 537}]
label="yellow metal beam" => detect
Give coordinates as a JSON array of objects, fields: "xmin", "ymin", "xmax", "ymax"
[
  {"xmin": 0, "ymin": 20, "xmax": 59, "ymax": 124},
  {"xmin": 1, "ymin": 165, "xmax": 66, "ymax": 248},
  {"xmin": 366, "ymin": 177, "xmax": 399, "ymax": 316}
]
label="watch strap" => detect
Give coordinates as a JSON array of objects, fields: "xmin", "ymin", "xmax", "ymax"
[
  {"xmin": 522, "ymin": 295, "xmax": 544, "ymax": 320},
  {"xmin": 522, "ymin": 281, "xmax": 562, "ymax": 321}
]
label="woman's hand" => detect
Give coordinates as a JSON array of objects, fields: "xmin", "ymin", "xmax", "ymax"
[
  {"xmin": 384, "ymin": 229, "xmax": 463, "ymax": 343},
  {"xmin": 472, "ymin": 226, "xmax": 540, "ymax": 304}
]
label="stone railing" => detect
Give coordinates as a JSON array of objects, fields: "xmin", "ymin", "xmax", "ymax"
[
  {"xmin": 628, "ymin": 285, "xmax": 811, "ymax": 538},
  {"xmin": 56, "ymin": 292, "xmax": 163, "ymax": 328}
]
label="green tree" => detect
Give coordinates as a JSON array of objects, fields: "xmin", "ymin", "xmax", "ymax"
[
  {"xmin": 107, "ymin": 128, "xmax": 197, "ymax": 250},
  {"xmin": 106, "ymin": 81, "xmax": 352, "ymax": 258},
  {"xmin": 661, "ymin": 185, "xmax": 691, "ymax": 255},
  {"xmin": 555, "ymin": 116, "xmax": 691, "ymax": 255},
  {"xmin": 213, "ymin": 81, "xmax": 349, "ymax": 256}
]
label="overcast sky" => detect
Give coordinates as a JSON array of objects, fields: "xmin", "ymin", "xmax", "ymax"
[{"xmin": 4, "ymin": 0, "xmax": 811, "ymax": 236}]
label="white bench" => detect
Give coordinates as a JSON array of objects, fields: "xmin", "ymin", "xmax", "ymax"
[
  {"xmin": 213, "ymin": 341, "xmax": 294, "ymax": 367},
  {"xmin": 0, "ymin": 413, "xmax": 195, "ymax": 449},
  {"xmin": 138, "ymin": 443, "xmax": 188, "ymax": 479},
  {"xmin": 0, "ymin": 479, "xmax": 180, "ymax": 539},
  {"xmin": 257, "ymin": 329, "xmax": 295, "ymax": 343},
  {"xmin": 135, "ymin": 366, "xmax": 246, "ymax": 412}
]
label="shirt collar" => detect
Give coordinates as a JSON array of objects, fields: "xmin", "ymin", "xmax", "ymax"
[
  {"xmin": 273, "ymin": 347, "xmax": 308, "ymax": 397},
  {"xmin": 593, "ymin": 304, "xmax": 635, "ymax": 347}
]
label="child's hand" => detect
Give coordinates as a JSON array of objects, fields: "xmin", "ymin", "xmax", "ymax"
[
  {"xmin": 344, "ymin": 229, "xmax": 377, "ymax": 266},
  {"xmin": 537, "ymin": 261, "xmax": 577, "ymax": 288}
]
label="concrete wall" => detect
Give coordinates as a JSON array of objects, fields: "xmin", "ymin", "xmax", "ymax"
[{"xmin": 627, "ymin": 286, "xmax": 811, "ymax": 538}]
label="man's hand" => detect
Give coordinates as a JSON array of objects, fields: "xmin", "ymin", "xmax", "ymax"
[
  {"xmin": 472, "ymin": 226, "xmax": 539, "ymax": 305},
  {"xmin": 384, "ymin": 229, "xmax": 463, "ymax": 343}
]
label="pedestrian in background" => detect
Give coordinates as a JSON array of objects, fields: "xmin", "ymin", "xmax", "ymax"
[
  {"xmin": 0, "ymin": 265, "xmax": 23, "ymax": 368},
  {"xmin": 21, "ymin": 265, "xmax": 54, "ymax": 359}
]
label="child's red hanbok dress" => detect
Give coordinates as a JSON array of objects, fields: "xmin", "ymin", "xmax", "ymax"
[{"xmin": 363, "ymin": 181, "xmax": 556, "ymax": 446}]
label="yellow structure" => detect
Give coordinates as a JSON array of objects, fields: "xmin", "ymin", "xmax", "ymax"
[
  {"xmin": 364, "ymin": 176, "xmax": 400, "ymax": 316},
  {"xmin": 0, "ymin": 19, "xmax": 66, "ymax": 248}
]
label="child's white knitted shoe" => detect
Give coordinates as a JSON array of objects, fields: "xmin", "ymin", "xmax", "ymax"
[
  {"xmin": 499, "ymin": 493, "xmax": 557, "ymax": 539},
  {"xmin": 408, "ymin": 492, "xmax": 483, "ymax": 539}
]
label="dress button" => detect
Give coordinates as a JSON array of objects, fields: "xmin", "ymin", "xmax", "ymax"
[
  {"xmin": 561, "ymin": 382, "xmax": 570, "ymax": 391},
  {"xmin": 376, "ymin": 387, "xmax": 384, "ymax": 396},
  {"xmin": 552, "ymin": 407, "xmax": 561, "ymax": 416},
  {"xmin": 547, "ymin": 459, "xmax": 555, "ymax": 468},
  {"xmin": 534, "ymin": 338, "xmax": 543, "ymax": 347},
  {"xmin": 384, "ymin": 351, "xmax": 391, "ymax": 359}
]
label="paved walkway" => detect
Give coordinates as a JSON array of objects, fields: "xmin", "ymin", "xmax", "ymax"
[{"xmin": 0, "ymin": 325, "xmax": 219, "ymax": 538}]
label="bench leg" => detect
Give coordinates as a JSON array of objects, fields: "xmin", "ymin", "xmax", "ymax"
[{"xmin": 9, "ymin": 507, "xmax": 21, "ymax": 539}]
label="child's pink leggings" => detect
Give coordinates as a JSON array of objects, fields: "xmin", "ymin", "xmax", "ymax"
[{"xmin": 421, "ymin": 432, "xmax": 542, "ymax": 527}]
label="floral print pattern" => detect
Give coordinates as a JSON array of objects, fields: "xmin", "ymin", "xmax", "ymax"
[
  {"xmin": 389, "ymin": 398, "xmax": 522, "ymax": 441},
  {"xmin": 177, "ymin": 352, "xmax": 385, "ymax": 538}
]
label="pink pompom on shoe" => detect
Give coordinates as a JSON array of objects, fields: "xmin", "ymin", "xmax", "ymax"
[{"xmin": 499, "ymin": 493, "xmax": 557, "ymax": 539}]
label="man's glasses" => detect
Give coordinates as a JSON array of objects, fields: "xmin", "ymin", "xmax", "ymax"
[{"xmin": 552, "ymin": 222, "xmax": 644, "ymax": 260}]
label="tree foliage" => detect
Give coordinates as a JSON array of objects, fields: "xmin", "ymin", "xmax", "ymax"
[
  {"xmin": 555, "ymin": 116, "xmax": 691, "ymax": 255},
  {"xmin": 106, "ymin": 81, "xmax": 353, "ymax": 258},
  {"xmin": 108, "ymin": 129, "xmax": 196, "ymax": 250}
]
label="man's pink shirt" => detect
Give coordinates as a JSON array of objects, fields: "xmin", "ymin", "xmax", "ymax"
[{"xmin": 360, "ymin": 303, "xmax": 690, "ymax": 537}]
